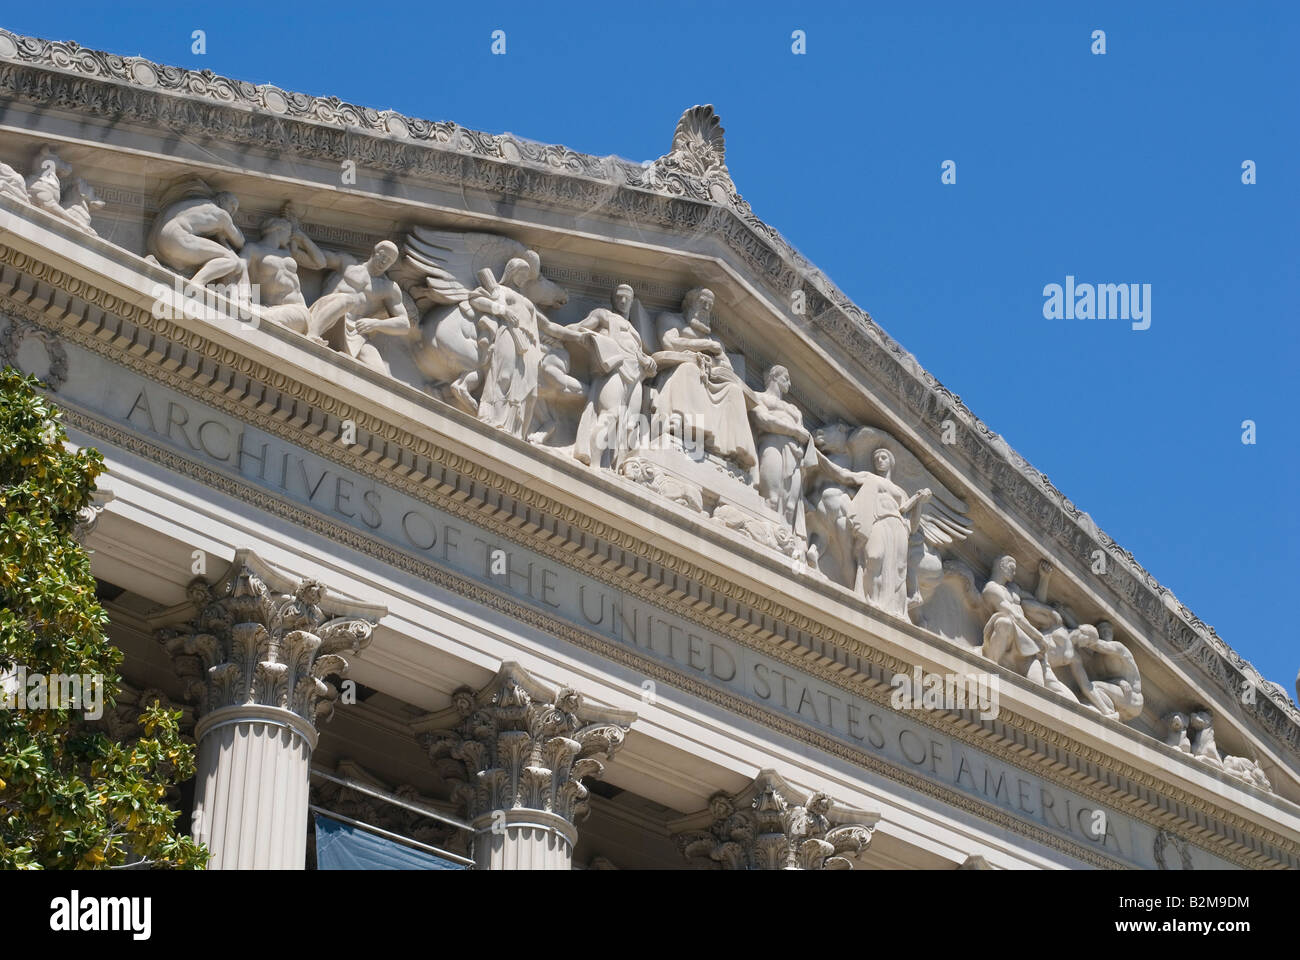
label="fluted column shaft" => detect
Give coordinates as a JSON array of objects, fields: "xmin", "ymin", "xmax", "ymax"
[
  {"xmin": 156, "ymin": 550, "xmax": 385, "ymax": 871},
  {"xmin": 191, "ymin": 705, "xmax": 317, "ymax": 869},
  {"xmin": 470, "ymin": 808, "xmax": 576, "ymax": 870}
]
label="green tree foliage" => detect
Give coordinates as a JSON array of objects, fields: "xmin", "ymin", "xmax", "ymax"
[{"xmin": 0, "ymin": 367, "xmax": 206, "ymax": 868}]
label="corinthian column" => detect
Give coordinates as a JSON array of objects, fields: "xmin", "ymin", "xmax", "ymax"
[
  {"xmin": 156, "ymin": 549, "xmax": 386, "ymax": 869},
  {"xmin": 413, "ymin": 663, "xmax": 636, "ymax": 870},
  {"xmin": 669, "ymin": 769, "xmax": 879, "ymax": 870}
]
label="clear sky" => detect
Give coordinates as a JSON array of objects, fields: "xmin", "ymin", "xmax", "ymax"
[{"xmin": 6, "ymin": 2, "xmax": 1297, "ymax": 693}]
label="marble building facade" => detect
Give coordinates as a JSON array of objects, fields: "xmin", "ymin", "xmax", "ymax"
[{"xmin": 1, "ymin": 27, "xmax": 1297, "ymax": 870}]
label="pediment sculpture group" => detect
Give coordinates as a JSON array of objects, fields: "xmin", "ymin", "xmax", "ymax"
[{"xmin": 0, "ymin": 155, "xmax": 1271, "ymax": 791}]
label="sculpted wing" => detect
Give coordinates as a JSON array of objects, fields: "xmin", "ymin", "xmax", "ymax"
[
  {"xmin": 395, "ymin": 228, "xmax": 529, "ymax": 308},
  {"xmin": 846, "ymin": 426, "xmax": 972, "ymax": 547}
]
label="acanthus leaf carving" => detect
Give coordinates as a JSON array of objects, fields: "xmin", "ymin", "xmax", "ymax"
[
  {"xmin": 669, "ymin": 770, "xmax": 878, "ymax": 870},
  {"xmin": 412, "ymin": 662, "xmax": 636, "ymax": 826},
  {"xmin": 153, "ymin": 549, "xmax": 385, "ymax": 726}
]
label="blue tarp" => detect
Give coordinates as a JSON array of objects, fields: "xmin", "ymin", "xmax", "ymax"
[{"xmin": 314, "ymin": 813, "xmax": 465, "ymax": 870}]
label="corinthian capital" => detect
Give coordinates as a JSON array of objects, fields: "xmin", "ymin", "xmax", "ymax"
[
  {"xmin": 670, "ymin": 770, "xmax": 878, "ymax": 870},
  {"xmin": 154, "ymin": 549, "xmax": 386, "ymax": 726},
  {"xmin": 412, "ymin": 662, "xmax": 637, "ymax": 825}
]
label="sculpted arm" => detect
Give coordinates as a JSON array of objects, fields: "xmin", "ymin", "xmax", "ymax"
[
  {"xmin": 574, "ymin": 310, "xmax": 606, "ymax": 332},
  {"xmin": 379, "ymin": 285, "xmax": 412, "ymax": 334},
  {"xmin": 988, "ymin": 584, "xmax": 1045, "ymax": 644},
  {"xmin": 1017, "ymin": 591, "xmax": 1060, "ymax": 626},
  {"xmin": 1068, "ymin": 658, "xmax": 1098, "ymax": 702},
  {"xmin": 750, "ymin": 401, "xmax": 811, "ymax": 443},
  {"xmin": 320, "ymin": 248, "xmax": 349, "ymax": 272},
  {"xmin": 290, "ymin": 229, "xmax": 327, "ymax": 270},
  {"xmin": 540, "ymin": 314, "xmax": 591, "ymax": 346},
  {"xmin": 223, "ymin": 215, "xmax": 245, "ymax": 250},
  {"xmin": 354, "ymin": 284, "xmax": 411, "ymax": 337},
  {"xmin": 1103, "ymin": 639, "xmax": 1143, "ymax": 689},
  {"xmin": 468, "ymin": 288, "xmax": 512, "ymax": 319},
  {"xmin": 660, "ymin": 326, "xmax": 722, "ymax": 354}
]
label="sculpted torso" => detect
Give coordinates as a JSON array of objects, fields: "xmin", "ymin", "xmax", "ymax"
[
  {"xmin": 328, "ymin": 261, "xmax": 385, "ymax": 304},
  {"xmin": 247, "ymin": 248, "xmax": 305, "ymax": 305}
]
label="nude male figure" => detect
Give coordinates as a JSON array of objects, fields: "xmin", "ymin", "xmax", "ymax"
[
  {"xmin": 149, "ymin": 192, "xmax": 245, "ymax": 289},
  {"xmin": 981, "ymin": 555, "xmax": 1049, "ymax": 683},
  {"xmin": 240, "ymin": 206, "xmax": 327, "ymax": 334},
  {"xmin": 307, "ymin": 240, "xmax": 410, "ymax": 374}
]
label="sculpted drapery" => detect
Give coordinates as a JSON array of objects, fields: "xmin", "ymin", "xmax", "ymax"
[
  {"xmin": 573, "ymin": 284, "xmax": 656, "ymax": 469},
  {"xmin": 751, "ymin": 364, "xmax": 810, "ymax": 534},
  {"xmin": 473, "ymin": 257, "xmax": 545, "ymax": 438},
  {"xmin": 848, "ymin": 448, "xmax": 931, "ymax": 619},
  {"xmin": 650, "ymin": 288, "xmax": 757, "ymax": 477},
  {"xmin": 124, "ymin": 167, "xmax": 1163, "ymax": 754}
]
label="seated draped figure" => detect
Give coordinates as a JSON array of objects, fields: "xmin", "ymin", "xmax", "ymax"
[{"xmin": 650, "ymin": 287, "xmax": 758, "ymax": 479}]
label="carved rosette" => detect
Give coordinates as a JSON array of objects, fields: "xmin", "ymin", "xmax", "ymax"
[
  {"xmin": 414, "ymin": 663, "xmax": 636, "ymax": 826},
  {"xmin": 669, "ymin": 770, "xmax": 878, "ymax": 870},
  {"xmin": 155, "ymin": 549, "xmax": 385, "ymax": 728}
]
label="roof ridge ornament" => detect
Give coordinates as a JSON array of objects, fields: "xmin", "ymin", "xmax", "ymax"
[
  {"xmin": 640, "ymin": 105, "xmax": 742, "ymax": 207},
  {"xmin": 665, "ymin": 105, "xmax": 730, "ymax": 182}
]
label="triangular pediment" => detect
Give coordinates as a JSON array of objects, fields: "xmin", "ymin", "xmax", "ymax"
[{"xmin": 1, "ymin": 27, "xmax": 1297, "ymax": 868}]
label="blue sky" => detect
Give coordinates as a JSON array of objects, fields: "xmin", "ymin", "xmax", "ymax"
[{"xmin": 6, "ymin": 2, "xmax": 1297, "ymax": 691}]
